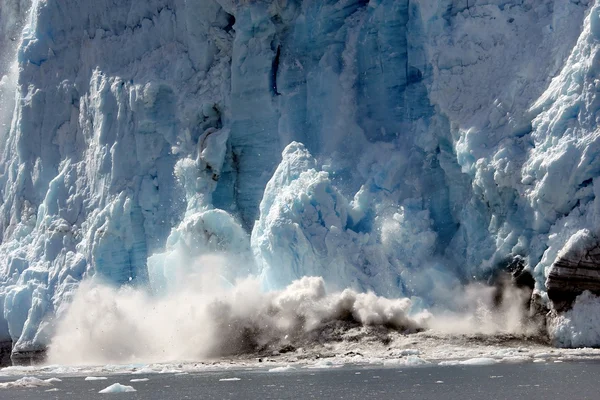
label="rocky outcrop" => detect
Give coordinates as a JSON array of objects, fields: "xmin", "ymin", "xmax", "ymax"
[
  {"xmin": 0, "ymin": 340, "xmax": 12, "ymax": 367},
  {"xmin": 547, "ymin": 231, "xmax": 600, "ymax": 312},
  {"xmin": 490, "ymin": 257, "xmax": 546, "ymax": 335},
  {"xmin": 11, "ymin": 348, "xmax": 46, "ymax": 366},
  {"xmin": 490, "ymin": 256, "xmax": 535, "ymax": 308}
]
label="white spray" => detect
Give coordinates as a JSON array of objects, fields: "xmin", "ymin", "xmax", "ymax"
[{"xmin": 48, "ymin": 253, "xmax": 538, "ymax": 365}]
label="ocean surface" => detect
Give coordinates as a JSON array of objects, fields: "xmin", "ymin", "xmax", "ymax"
[{"xmin": 1, "ymin": 360, "xmax": 599, "ymax": 399}]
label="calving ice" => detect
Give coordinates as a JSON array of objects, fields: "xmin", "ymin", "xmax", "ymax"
[{"xmin": 0, "ymin": 0, "xmax": 599, "ymax": 365}]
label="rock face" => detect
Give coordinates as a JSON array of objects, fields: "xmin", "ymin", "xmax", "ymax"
[
  {"xmin": 0, "ymin": 340, "xmax": 11, "ymax": 367},
  {"xmin": 489, "ymin": 257, "xmax": 546, "ymax": 335},
  {"xmin": 10, "ymin": 347, "xmax": 45, "ymax": 366},
  {"xmin": 547, "ymin": 231, "xmax": 600, "ymax": 312}
]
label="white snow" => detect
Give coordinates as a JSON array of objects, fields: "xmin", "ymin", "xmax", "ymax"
[{"xmin": 98, "ymin": 383, "xmax": 137, "ymax": 394}]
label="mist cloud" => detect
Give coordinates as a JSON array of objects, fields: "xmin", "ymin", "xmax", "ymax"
[{"xmin": 48, "ymin": 254, "xmax": 539, "ymax": 365}]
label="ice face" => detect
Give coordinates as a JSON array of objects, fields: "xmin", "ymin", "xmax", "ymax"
[{"xmin": 0, "ymin": 0, "xmax": 598, "ymax": 354}]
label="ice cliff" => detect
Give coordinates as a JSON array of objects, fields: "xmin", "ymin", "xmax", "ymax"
[{"xmin": 0, "ymin": 0, "xmax": 599, "ymax": 360}]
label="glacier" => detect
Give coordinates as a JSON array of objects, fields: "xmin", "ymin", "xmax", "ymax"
[{"xmin": 1, "ymin": 0, "xmax": 600, "ymax": 363}]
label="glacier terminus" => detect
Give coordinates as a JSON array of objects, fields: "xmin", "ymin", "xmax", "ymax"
[{"xmin": 1, "ymin": 0, "xmax": 600, "ymax": 365}]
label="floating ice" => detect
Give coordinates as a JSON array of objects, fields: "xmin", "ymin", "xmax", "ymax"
[
  {"xmin": 306, "ymin": 360, "xmax": 342, "ymax": 369},
  {"xmin": 85, "ymin": 376, "xmax": 108, "ymax": 381},
  {"xmin": 389, "ymin": 349, "xmax": 421, "ymax": 357},
  {"xmin": 98, "ymin": 383, "xmax": 137, "ymax": 394},
  {"xmin": 383, "ymin": 356, "xmax": 429, "ymax": 367},
  {"xmin": 130, "ymin": 367, "xmax": 156, "ymax": 375},
  {"xmin": 268, "ymin": 365, "xmax": 296, "ymax": 373},
  {"xmin": 0, "ymin": 377, "xmax": 56, "ymax": 389},
  {"xmin": 501, "ymin": 356, "xmax": 532, "ymax": 364},
  {"xmin": 405, "ymin": 356, "xmax": 430, "ymax": 366},
  {"xmin": 460, "ymin": 358, "xmax": 498, "ymax": 366}
]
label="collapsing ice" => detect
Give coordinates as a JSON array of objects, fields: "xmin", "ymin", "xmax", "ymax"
[
  {"xmin": 2, "ymin": 0, "xmax": 600, "ymax": 364},
  {"xmin": 48, "ymin": 266, "xmax": 542, "ymax": 365}
]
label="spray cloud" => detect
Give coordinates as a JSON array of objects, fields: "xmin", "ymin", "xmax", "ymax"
[{"xmin": 47, "ymin": 253, "xmax": 540, "ymax": 365}]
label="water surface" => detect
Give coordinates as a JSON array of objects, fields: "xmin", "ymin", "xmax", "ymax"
[{"xmin": 1, "ymin": 361, "xmax": 598, "ymax": 399}]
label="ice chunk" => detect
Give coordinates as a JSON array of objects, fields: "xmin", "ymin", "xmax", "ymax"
[
  {"xmin": 438, "ymin": 361, "xmax": 460, "ymax": 366},
  {"xmin": 252, "ymin": 142, "xmax": 444, "ymax": 298},
  {"xmin": 131, "ymin": 368, "xmax": 155, "ymax": 375},
  {"xmin": 549, "ymin": 291, "xmax": 600, "ymax": 347},
  {"xmin": 460, "ymin": 358, "xmax": 497, "ymax": 366},
  {"xmin": 219, "ymin": 377, "xmax": 241, "ymax": 381},
  {"xmin": 404, "ymin": 356, "xmax": 430, "ymax": 366},
  {"xmin": 252, "ymin": 142, "xmax": 350, "ymax": 290},
  {"xmin": 98, "ymin": 383, "xmax": 137, "ymax": 394},
  {"xmin": 501, "ymin": 356, "xmax": 531, "ymax": 364},
  {"xmin": 383, "ymin": 356, "xmax": 429, "ymax": 367},
  {"xmin": 85, "ymin": 376, "xmax": 107, "ymax": 381},
  {"xmin": 389, "ymin": 349, "xmax": 421, "ymax": 357},
  {"xmin": 0, "ymin": 377, "xmax": 55, "ymax": 389},
  {"xmin": 306, "ymin": 359, "xmax": 345, "ymax": 369},
  {"xmin": 268, "ymin": 365, "xmax": 296, "ymax": 373},
  {"xmin": 148, "ymin": 211, "xmax": 252, "ymax": 294}
]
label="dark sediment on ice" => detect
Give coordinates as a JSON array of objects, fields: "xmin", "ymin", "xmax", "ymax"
[
  {"xmin": 10, "ymin": 348, "xmax": 46, "ymax": 366},
  {"xmin": 0, "ymin": 340, "xmax": 12, "ymax": 367},
  {"xmin": 490, "ymin": 257, "xmax": 547, "ymax": 335},
  {"xmin": 547, "ymin": 241, "xmax": 600, "ymax": 312}
]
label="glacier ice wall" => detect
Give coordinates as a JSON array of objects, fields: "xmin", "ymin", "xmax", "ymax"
[{"xmin": 0, "ymin": 0, "xmax": 598, "ymax": 355}]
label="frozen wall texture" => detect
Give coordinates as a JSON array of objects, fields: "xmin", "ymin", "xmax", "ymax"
[{"xmin": 0, "ymin": 0, "xmax": 599, "ymax": 356}]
